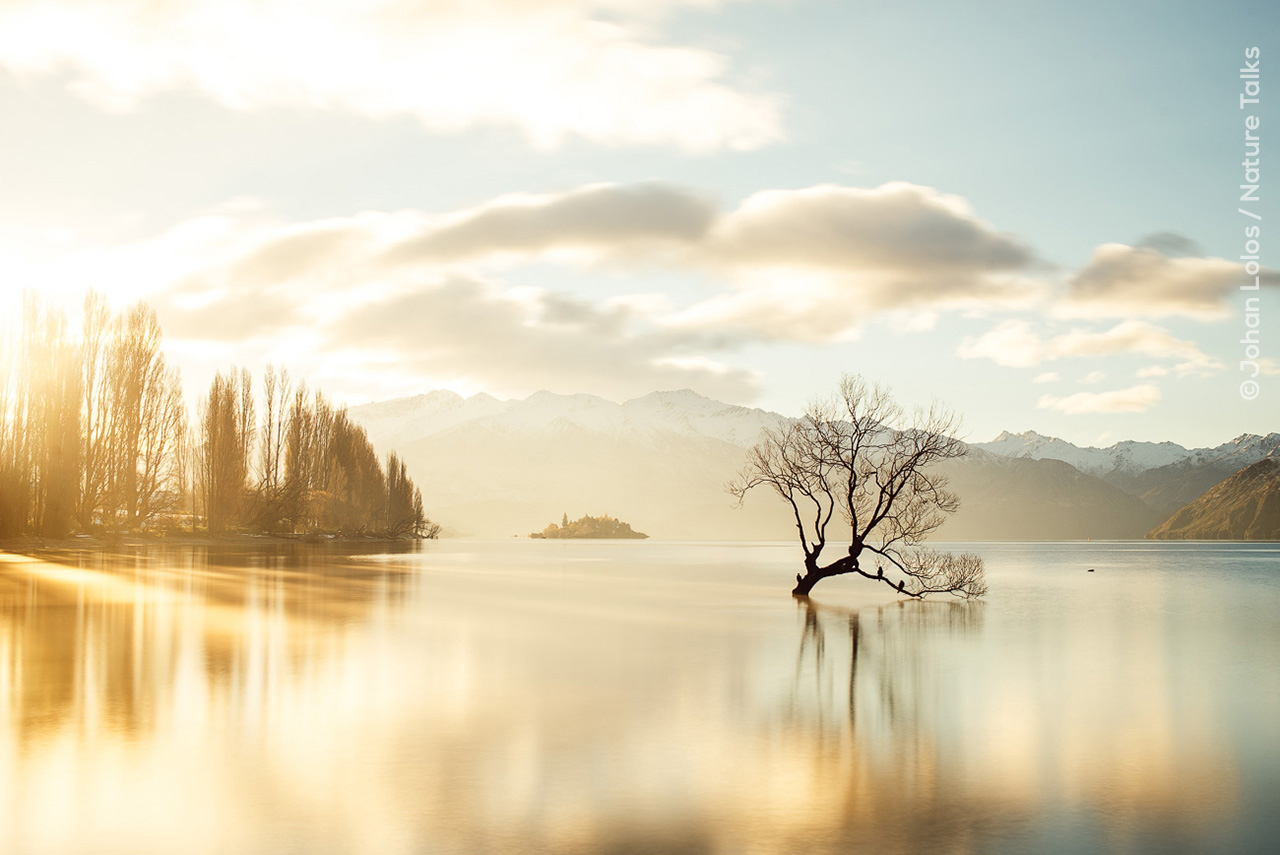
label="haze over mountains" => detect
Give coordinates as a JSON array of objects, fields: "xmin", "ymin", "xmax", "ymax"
[{"xmin": 349, "ymin": 390, "xmax": 1279, "ymax": 541}]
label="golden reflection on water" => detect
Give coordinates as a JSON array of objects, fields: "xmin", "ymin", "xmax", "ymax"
[{"xmin": 0, "ymin": 543, "xmax": 1265, "ymax": 854}]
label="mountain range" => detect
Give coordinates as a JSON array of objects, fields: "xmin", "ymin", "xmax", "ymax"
[
  {"xmin": 349, "ymin": 390, "xmax": 1279, "ymax": 541},
  {"xmin": 1148, "ymin": 459, "xmax": 1280, "ymax": 540}
]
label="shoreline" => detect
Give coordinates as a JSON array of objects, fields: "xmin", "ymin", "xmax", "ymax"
[{"xmin": 0, "ymin": 532, "xmax": 426, "ymax": 553}]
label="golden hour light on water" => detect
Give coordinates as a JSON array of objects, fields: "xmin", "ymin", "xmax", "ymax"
[
  {"xmin": 2, "ymin": 0, "xmax": 1278, "ymax": 852},
  {"xmin": 0, "ymin": 544, "xmax": 1266, "ymax": 854}
]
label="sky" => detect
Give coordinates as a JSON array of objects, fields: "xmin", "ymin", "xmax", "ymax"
[{"xmin": 0, "ymin": 0, "xmax": 1276, "ymax": 448}]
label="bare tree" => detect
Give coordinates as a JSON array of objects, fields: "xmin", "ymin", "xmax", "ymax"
[
  {"xmin": 134, "ymin": 364, "xmax": 185, "ymax": 524},
  {"xmin": 77, "ymin": 292, "xmax": 113, "ymax": 529},
  {"xmin": 19, "ymin": 296, "xmax": 81, "ymax": 537},
  {"xmin": 2, "ymin": 291, "xmax": 436, "ymax": 541},
  {"xmin": 200, "ymin": 369, "xmax": 252, "ymax": 534},
  {"xmin": 730, "ymin": 374, "xmax": 986, "ymax": 599}
]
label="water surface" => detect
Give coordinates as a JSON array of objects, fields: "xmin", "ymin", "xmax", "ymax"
[{"xmin": 0, "ymin": 540, "xmax": 1276, "ymax": 854}]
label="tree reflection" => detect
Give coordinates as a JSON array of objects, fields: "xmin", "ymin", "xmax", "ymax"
[
  {"xmin": 776, "ymin": 596, "xmax": 1003, "ymax": 853},
  {"xmin": 0, "ymin": 545, "xmax": 418, "ymax": 742},
  {"xmin": 792, "ymin": 595, "xmax": 984, "ymax": 735}
]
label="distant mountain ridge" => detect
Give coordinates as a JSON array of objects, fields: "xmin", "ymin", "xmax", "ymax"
[
  {"xmin": 350, "ymin": 389, "xmax": 792, "ymax": 540},
  {"xmin": 975, "ymin": 429, "xmax": 1280, "ymax": 521},
  {"xmin": 1148, "ymin": 459, "xmax": 1280, "ymax": 540},
  {"xmin": 974, "ymin": 429, "xmax": 1280, "ymax": 476},
  {"xmin": 349, "ymin": 390, "xmax": 1273, "ymax": 541},
  {"xmin": 354, "ymin": 389, "xmax": 787, "ymax": 451}
]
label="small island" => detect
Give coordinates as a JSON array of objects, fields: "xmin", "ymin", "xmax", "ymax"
[{"xmin": 530, "ymin": 514, "xmax": 648, "ymax": 540}]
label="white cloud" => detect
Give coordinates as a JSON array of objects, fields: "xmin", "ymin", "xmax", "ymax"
[
  {"xmin": 1033, "ymin": 372, "xmax": 1059, "ymax": 384},
  {"xmin": 5, "ymin": 195, "xmax": 758, "ymax": 402},
  {"xmin": 0, "ymin": 0, "xmax": 781, "ymax": 152},
  {"xmin": 326, "ymin": 276, "xmax": 760, "ymax": 402},
  {"xmin": 958, "ymin": 319, "xmax": 1222, "ymax": 374},
  {"xmin": 1254, "ymin": 358, "xmax": 1280, "ymax": 376},
  {"xmin": 1062, "ymin": 243, "xmax": 1278, "ymax": 319},
  {"xmin": 228, "ymin": 181, "xmax": 1045, "ymax": 345},
  {"xmin": 956, "ymin": 320, "xmax": 1045, "ymax": 367},
  {"xmin": 708, "ymin": 183, "xmax": 1034, "ymax": 275},
  {"xmin": 1037, "ymin": 385, "xmax": 1162, "ymax": 415},
  {"xmin": 668, "ymin": 183, "xmax": 1043, "ymax": 341},
  {"xmin": 32, "ymin": 182, "xmax": 1244, "ymax": 405},
  {"xmin": 383, "ymin": 183, "xmax": 716, "ymax": 266},
  {"xmin": 1080, "ymin": 370, "xmax": 1106, "ymax": 385}
]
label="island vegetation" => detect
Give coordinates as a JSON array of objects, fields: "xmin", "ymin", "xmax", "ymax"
[
  {"xmin": 530, "ymin": 513, "xmax": 648, "ymax": 539},
  {"xmin": 730, "ymin": 374, "xmax": 986, "ymax": 599},
  {"xmin": 0, "ymin": 292, "xmax": 439, "ymax": 541}
]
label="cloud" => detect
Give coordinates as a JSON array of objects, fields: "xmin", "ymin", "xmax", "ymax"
[
  {"xmin": 1033, "ymin": 372, "xmax": 1059, "ymax": 384},
  {"xmin": 325, "ymin": 276, "xmax": 759, "ymax": 402},
  {"xmin": 383, "ymin": 183, "xmax": 716, "ymax": 265},
  {"xmin": 709, "ymin": 183, "xmax": 1034, "ymax": 274},
  {"xmin": 956, "ymin": 320, "xmax": 1045, "ymax": 367},
  {"xmin": 31, "ymin": 195, "xmax": 755, "ymax": 401},
  {"xmin": 958, "ymin": 319, "xmax": 1222, "ymax": 375},
  {"xmin": 668, "ymin": 183, "xmax": 1044, "ymax": 341},
  {"xmin": 1, "ymin": 180, "xmax": 1114, "ymax": 402},
  {"xmin": 1079, "ymin": 370, "xmax": 1106, "ymax": 385},
  {"xmin": 1051, "ymin": 321, "xmax": 1222, "ymax": 375},
  {"xmin": 1062, "ymin": 243, "xmax": 1279, "ymax": 319},
  {"xmin": 1037, "ymin": 385, "xmax": 1162, "ymax": 415},
  {"xmin": 0, "ymin": 0, "xmax": 781, "ymax": 152},
  {"xmin": 1135, "ymin": 231, "xmax": 1202, "ymax": 257},
  {"xmin": 213, "ymin": 181, "xmax": 1045, "ymax": 345}
]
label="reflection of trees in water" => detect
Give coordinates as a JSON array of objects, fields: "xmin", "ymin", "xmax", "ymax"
[
  {"xmin": 777, "ymin": 597, "xmax": 1242, "ymax": 854},
  {"xmin": 792, "ymin": 596, "xmax": 984, "ymax": 738},
  {"xmin": 775, "ymin": 597, "xmax": 1005, "ymax": 853},
  {"xmin": 0, "ymin": 545, "xmax": 419, "ymax": 742}
]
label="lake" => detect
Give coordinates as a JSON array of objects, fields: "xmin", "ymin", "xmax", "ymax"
[{"xmin": 0, "ymin": 540, "xmax": 1276, "ymax": 854}]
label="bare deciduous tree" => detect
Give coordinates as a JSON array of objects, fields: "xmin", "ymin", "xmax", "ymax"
[
  {"xmin": 78, "ymin": 292, "xmax": 113, "ymax": 529},
  {"xmin": 200, "ymin": 369, "xmax": 252, "ymax": 534},
  {"xmin": 730, "ymin": 374, "xmax": 986, "ymax": 599}
]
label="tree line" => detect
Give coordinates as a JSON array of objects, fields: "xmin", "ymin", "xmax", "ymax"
[{"xmin": 0, "ymin": 292, "xmax": 439, "ymax": 540}]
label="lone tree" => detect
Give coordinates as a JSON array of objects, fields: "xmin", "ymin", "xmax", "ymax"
[{"xmin": 729, "ymin": 374, "xmax": 987, "ymax": 599}]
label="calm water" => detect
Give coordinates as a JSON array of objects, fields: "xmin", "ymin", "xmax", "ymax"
[{"xmin": 0, "ymin": 540, "xmax": 1276, "ymax": 854}]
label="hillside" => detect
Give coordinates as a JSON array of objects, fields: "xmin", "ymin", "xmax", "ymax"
[
  {"xmin": 976, "ymin": 430, "xmax": 1280, "ymax": 521},
  {"xmin": 937, "ymin": 453, "xmax": 1163, "ymax": 541},
  {"xmin": 1147, "ymin": 459, "xmax": 1280, "ymax": 540}
]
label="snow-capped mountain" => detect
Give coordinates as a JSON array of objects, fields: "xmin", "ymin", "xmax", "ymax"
[
  {"xmin": 347, "ymin": 389, "xmax": 792, "ymax": 540},
  {"xmin": 974, "ymin": 430, "xmax": 1280, "ymax": 476},
  {"xmin": 352, "ymin": 388, "xmax": 787, "ymax": 451}
]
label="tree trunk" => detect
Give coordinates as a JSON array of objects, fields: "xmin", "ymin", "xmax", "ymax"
[
  {"xmin": 792, "ymin": 572, "xmax": 823, "ymax": 597},
  {"xmin": 791, "ymin": 553, "xmax": 865, "ymax": 597}
]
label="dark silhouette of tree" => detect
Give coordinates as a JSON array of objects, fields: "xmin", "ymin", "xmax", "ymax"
[
  {"xmin": 386, "ymin": 452, "xmax": 417, "ymax": 536},
  {"xmin": 730, "ymin": 374, "xmax": 986, "ymax": 599}
]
